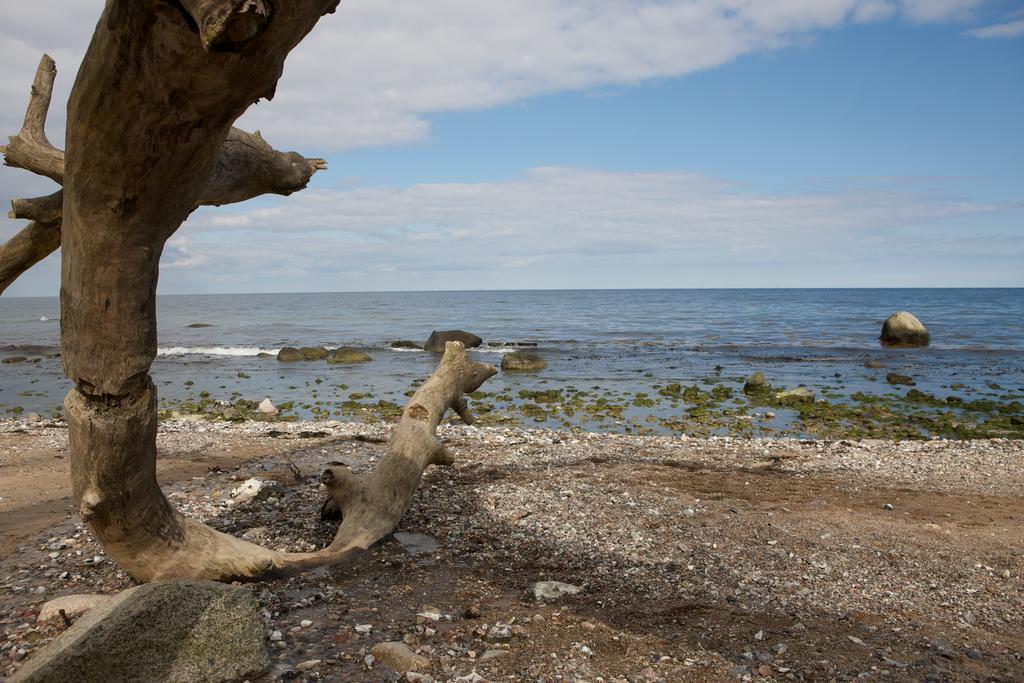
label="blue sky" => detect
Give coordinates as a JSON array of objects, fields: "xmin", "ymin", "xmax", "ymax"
[{"xmin": 0, "ymin": 0, "xmax": 1022, "ymax": 294}]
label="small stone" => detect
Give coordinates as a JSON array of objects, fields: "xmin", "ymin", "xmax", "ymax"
[
  {"xmin": 478, "ymin": 649, "xmax": 510, "ymax": 663},
  {"xmin": 355, "ymin": 624, "xmax": 374, "ymax": 634},
  {"xmin": 754, "ymin": 630, "xmax": 765, "ymax": 641},
  {"xmin": 37, "ymin": 594, "xmax": 113, "ymax": 626},
  {"xmin": 882, "ymin": 503, "xmax": 895, "ymax": 510},
  {"xmin": 296, "ymin": 659, "xmax": 321, "ymax": 671},
  {"xmin": 269, "ymin": 630, "xmax": 283, "ymax": 642},
  {"xmin": 463, "ymin": 605, "xmax": 482, "ymax": 619},
  {"xmin": 486, "ymin": 623, "xmax": 513, "ymax": 642},
  {"xmin": 371, "ymin": 641, "xmax": 429, "ymax": 673},
  {"xmin": 405, "ymin": 673, "xmax": 435, "ymax": 683},
  {"xmin": 300, "ymin": 619, "xmax": 312, "ymax": 628},
  {"xmin": 848, "ymin": 635, "xmax": 868, "ymax": 647},
  {"xmin": 532, "ymin": 581, "xmax": 582, "ymax": 602}
]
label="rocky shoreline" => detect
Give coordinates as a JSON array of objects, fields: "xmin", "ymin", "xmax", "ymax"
[{"xmin": 1, "ymin": 418, "xmax": 1022, "ymax": 681}]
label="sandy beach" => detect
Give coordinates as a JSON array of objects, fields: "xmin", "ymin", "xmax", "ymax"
[{"xmin": 1, "ymin": 418, "xmax": 1021, "ymax": 681}]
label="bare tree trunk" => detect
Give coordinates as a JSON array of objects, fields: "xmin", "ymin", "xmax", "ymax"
[{"xmin": 0, "ymin": 0, "xmax": 498, "ymax": 582}]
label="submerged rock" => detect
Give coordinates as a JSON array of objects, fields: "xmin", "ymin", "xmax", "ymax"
[
  {"xmin": 743, "ymin": 371, "xmax": 771, "ymax": 395},
  {"xmin": 886, "ymin": 372, "xmax": 915, "ymax": 386},
  {"xmin": 9, "ymin": 581, "xmax": 268, "ymax": 683},
  {"xmin": 186, "ymin": 323, "xmax": 213, "ymax": 328},
  {"xmin": 2, "ymin": 356, "xmax": 28, "ymax": 364},
  {"xmin": 880, "ymin": 311, "xmax": 929, "ymax": 348},
  {"xmin": 424, "ymin": 330, "xmax": 483, "ymax": 352},
  {"xmin": 390, "ymin": 340, "xmax": 423, "ymax": 350},
  {"xmin": 327, "ymin": 348, "xmax": 372, "ymax": 364},
  {"xmin": 501, "ymin": 352, "xmax": 547, "ymax": 372}
]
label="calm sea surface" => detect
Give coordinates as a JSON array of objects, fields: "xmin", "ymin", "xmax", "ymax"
[{"xmin": 2, "ymin": 289, "xmax": 1022, "ymax": 431}]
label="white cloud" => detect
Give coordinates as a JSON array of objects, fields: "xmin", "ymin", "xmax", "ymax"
[
  {"xmin": 157, "ymin": 166, "xmax": 1016, "ymax": 291},
  {"xmin": 0, "ymin": 0, "xmax": 1000, "ymax": 155},
  {"xmin": 966, "ymin": 18, "xmax": 1024, "ymax": 38}
]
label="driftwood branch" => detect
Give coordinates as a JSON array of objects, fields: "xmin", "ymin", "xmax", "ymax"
[
  {"xmin": 0, "ymin": 56, "xmax": 326, "ymax": 295},
  {"xmin": 67, "ymin": 342, "xmax": 495, "ymax": 581},
  {"xmin": 0, "ymin": 55, "xmax": 63, "ymax": 183},
  {"xmin": 0, "ymin": 220, "xmax": 61, "ymax": 292}
]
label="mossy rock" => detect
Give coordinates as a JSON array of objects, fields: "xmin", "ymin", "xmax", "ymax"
[
  {"xmin": 390, "ymin": 340, "xmax": 423, "ymax": 350},
  {"xmin": 300, "ymin": 346, "xmax": 329, "ymax": 360},
  {"xmin": 277, "ymin": 347, "xmax": 305, "ymax": 362},
  {"xmin": 502, "ymin": 352, "xmax": 547, "ymax": 372},
  {"xmin": 774, "ymin": 387, "xmax": 816, "ymax": 406},
  {"xmin": 327, "ymin": 349, "xmax": 372, "ymax": 364},
  {"xmin": 2, "ymin": 356, "xmax": 28, "ymax": 364},
  {"xmin": 743, "ymin": 371, "xmax": 771, "ymax": 395}
]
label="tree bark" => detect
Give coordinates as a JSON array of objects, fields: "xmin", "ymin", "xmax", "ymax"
[{"xmin": 6, "ymin": 0, "xmax": 498, "ymax": 583}]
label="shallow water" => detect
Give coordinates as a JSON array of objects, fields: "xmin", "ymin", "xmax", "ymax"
[{"xmin": 1, "ymin": 289, "xmax": 1022, "ymax": 434}]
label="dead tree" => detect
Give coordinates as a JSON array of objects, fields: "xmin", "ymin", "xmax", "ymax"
[{"xmin": 1, "ymin": 1, "xmax": 495, "ymax": 581}]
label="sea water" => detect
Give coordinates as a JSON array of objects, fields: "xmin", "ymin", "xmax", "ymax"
[{"xmin": 2, "ymin": 289, "xmax": 1022, "ymax": 432}]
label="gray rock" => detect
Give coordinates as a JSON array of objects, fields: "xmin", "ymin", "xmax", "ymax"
[
  {"xmin": 743, "ymin": 371, "xmax": 771, "ymax": 395},
  {"xmin": 10, "ymin": 581, "xmax": 269, "ymax": 683},
  {"xmin": 424, "ymin": 330, "xmax": 483, "ymax": 353},
  {"xmin": 370, "ymin": 641, "xmax": 429, "ymax": 674},
  {"xmin": 531, "ymin": 581, "xmax": 582, "ymax": 602},
  {"xmin": 501, "ymin": 352, "xmax": 547, "ymax": 372},
  {"xmin": 880, "ymin": 311, "xmax": 929, "ymax": 348},
  {"xmin": 390, "ymin": 340, "xmax": 423, "ymax": 350}
]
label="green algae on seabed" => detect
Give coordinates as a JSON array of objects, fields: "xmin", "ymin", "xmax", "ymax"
[{"xmin": 147, "ymin": 375, "xmax": 1024, "ymax": 440}]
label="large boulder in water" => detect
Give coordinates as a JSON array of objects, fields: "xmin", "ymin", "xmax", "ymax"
[
  {"xmin": 10, "ymin": 581, "xmax": 269, "ymax": 683},
  {"xmin": 501, "ymin": 351, "xmax": 547, "ymax": 372},
  {"xmin": 299, "ymin": 346, "xmax": 329, "ymax": 360},
  {"xmin": 424, "ymin": 330, "xmax": 482, "ymax": 353},
  {"xmin": 277, "ymin": 347, "xmax": 305, "ymax": 362},
  {"xmin": 327, "ymin": 348, "xmax": 372, "ymax": 364},
  {"xmin": 880, "ymin": 311, "xmax": 929, "ymax": 348}
]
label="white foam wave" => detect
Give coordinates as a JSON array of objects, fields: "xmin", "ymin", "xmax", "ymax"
[
  {"xmin": 473, "ymin": 348, "xmax": 516, "ymax": 354},
  {"xmin": 390, "ymin": 347, "xmax": 425, "ymax": 353},
  {"xmin": 157, "ymin": 346, "xmax": 280, "ymax": 357}
]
